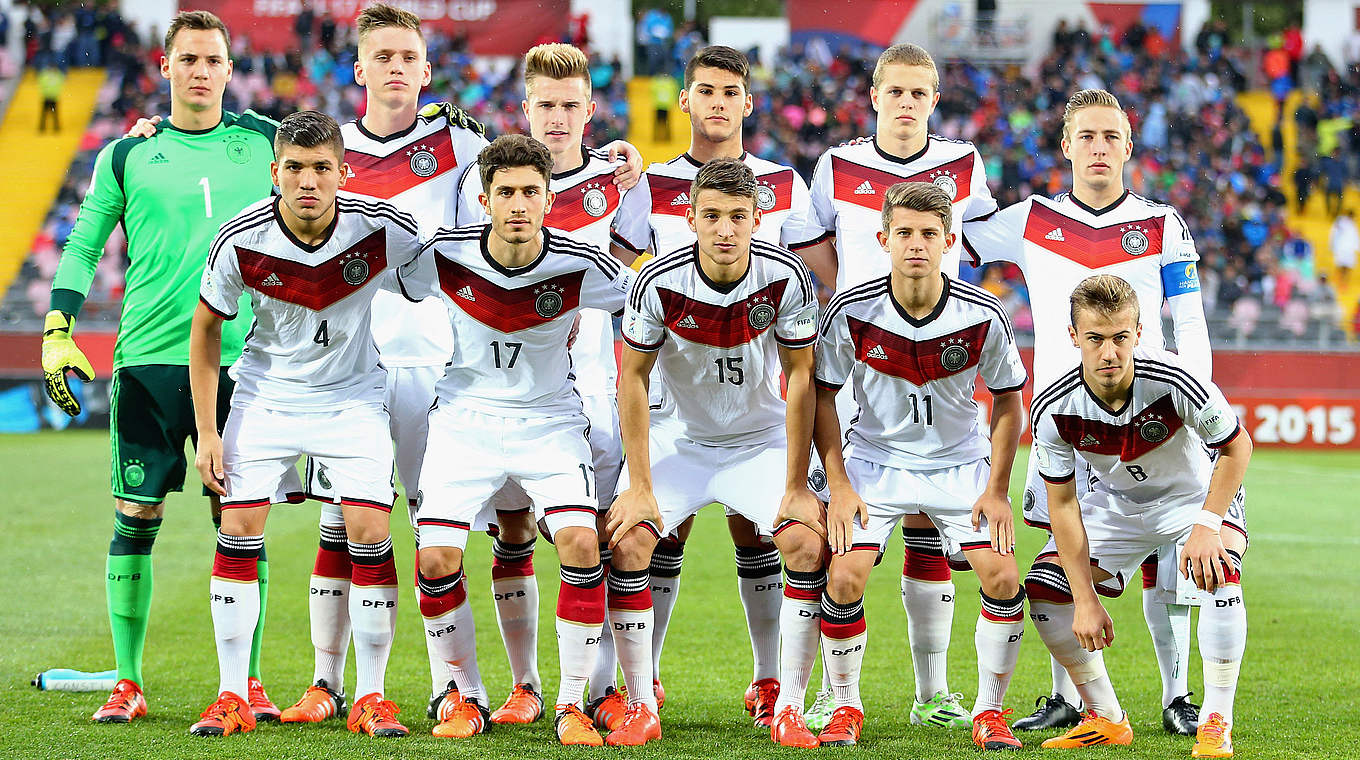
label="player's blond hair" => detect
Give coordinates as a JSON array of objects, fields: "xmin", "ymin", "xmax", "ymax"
[
  {"xmin": 356, "ymin": 3, "xmax": 423, "ymax": 47},
  {"xmin": 1069, "ymin": 274, "xmax": 1140, "ymax": 326},
  {"xmin": 525, "ymin": 43, "xmax": 591, "ymax": 95},
  {"xmin": 881, "ymin": 181, "xmax": 952, "ymax": 234},
  {"xmin": 873, "ymin": 43, "xmax": 939, "ymax": 91},
  {"xmin": 164, "ymin": 10, "xmax": 229, "ymax": 55},
  {"xmin": 1062, "ymin": 89, "xmax": 1132, "ymax": 142}
]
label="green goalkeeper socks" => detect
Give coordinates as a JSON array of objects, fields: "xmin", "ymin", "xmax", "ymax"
[
  {"xmin": 106, "ymin": 511, "xmax": 161, "ymax": 686},
  {"xmin": 249, "ymin": 546, "xmax": 269, "ymax": 680}
]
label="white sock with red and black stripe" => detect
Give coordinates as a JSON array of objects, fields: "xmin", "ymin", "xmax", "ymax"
[
  {"xmin": 419, "ymin": 568, "xmax": 487, "ymax": 706},
  {"xmin": 902, "ymin": 527, "xmax": 955, "ymax": 703},
  {"xmin": 589, "ymin": 545, "xmax": 620, "ymax": 701},
  {"xmin": 607, "ymin": 565, "xmax": 656, "ymax": 710},
  {"xmin": 491, "ymin": 537, "xmax": 540, "ymax": 692},
  {"xmin": 773, "ymin": 566, "xmax": 825, "ymax": 715},
  {"xmin": 819, "ymin": 592, "xmax": 866, "ymax": 712},
  {"xmin": 556, "ymin": 563, "xmax": 606, "ymax": 710},
  {"xmin": 212, "ymin": 532, "xmax": 262, "ymax": 700},
  {"xmin": 1199, "ymin": 552, "xmax": 1245, "ymax": 725},
  {"xmin": 648, "ymin": 538, "xmax": 684, "ymax": 680},
  {"xmin": 309, "ymin": 519, "xmax": 351, "ymax": 689},
  {"xmin": 973, "ymin": 588, "xmax": 1026, "ymax": 716},
  {"xmin": 348, "ymin": 537, "xmax": 398, "ymax": 699},
  {"xmin": 736, "ymin": 544, "xmax": 783, "ymax": 684}
]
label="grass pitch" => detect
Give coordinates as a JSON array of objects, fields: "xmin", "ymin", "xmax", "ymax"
[{"xmin": 1, "ymin": 430, "xmax": 1357, "ymax": 758}]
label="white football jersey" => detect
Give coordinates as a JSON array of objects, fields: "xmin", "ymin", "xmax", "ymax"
[
  {"xmin": 341, "ymin": 111, "xmax": 489, "ymax": 367},
  {"xmin": 963, "ymin": 191, "xmax": 1203, "ymax": 389},
  {"xmin": 803, "ymin": 135, "xmax": 997, "ymax": 289},
  {"xmin": 1032, "ymin": 346, "xmax": 1240, "ymax": 510},
  {"xmin": 201, "ymin": 196, "xmax": 423, "ymax": 411},
  {"xmin": 816, "ymin": 274, "xmax": 1027, "ymax": 469},
  {"xmin": 457, "ymin": 146, "xmax": 628, "ymax": 396},
  {"xmin": 622, "ymin": 241, "xmax": 819, "ymax": 447},
  {"xmin": 399, "ymin": 224, "xmax": 633, "ymax": 417},
  {"xmin": 612, "ymin": 152, "xmax": 819, "ymax": 256}
]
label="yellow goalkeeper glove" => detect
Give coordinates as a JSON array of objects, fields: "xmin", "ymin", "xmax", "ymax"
[
  {"xmin": 628, "ymin": 252, "xmax": 654, "ymax": 272},
  {"xmin": 418, "ymin": 101, "xmax": 487, "ymax": 138},
  {"xmin": 41, "ymin": 310, "xmax": 95, "ymax": 417}
]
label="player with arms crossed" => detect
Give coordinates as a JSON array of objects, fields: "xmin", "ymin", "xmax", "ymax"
[
  {"xmin": 610, "ymin": 158, "xmax": 825, "ymax": 747},
  {"xmin": 963, "ymin": 89, "xmax": 1213, "ymax": 733},
  {"xmin": 398, "ymin": 135, "xmax": 634, "ymax": 745},
  {"xmin": 795, "ymin": 43, "xmax": 1000, "ymax": 731},
  {"xmin": 610, "ymin": 45, "xmax": 821, "ymax": 727},
  {"xmin": 812, "ymin": 182, "xmax": 1027, "ymax": 750},
  {"xmin": 40, "ymin": 10, "xmax": 280, "ymax": 725},
  {"xmin": 1028, "ymin": 274, "xmax": 1248, "ymax": 758},
  {"xmin": 188, "ymin": 111, "xmax": 424, "ymax": 738},
  {"xmin": 450, "ymin": 42, "xmax": 647, "ymax": 728}
]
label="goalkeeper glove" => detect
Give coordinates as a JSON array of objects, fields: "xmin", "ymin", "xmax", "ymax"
[
  {"xmin": 628, "ymin": 252, "xmax": 654, "ymax": 272},
  {"xmin": 418, "ymin": 101, "xmax": 487, "ymax": 139},
  {"xmin": 41, "ymin": 310, "xmax": 95, "ymax": 417}
]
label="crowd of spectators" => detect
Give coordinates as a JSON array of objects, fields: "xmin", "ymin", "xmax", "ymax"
[{"xmin": 4, "ymin": 9, "xmax": 1357, "ymax": 347}]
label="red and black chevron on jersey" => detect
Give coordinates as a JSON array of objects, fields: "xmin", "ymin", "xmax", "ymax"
[
  {"xmin": 236, "ymin": 228, "xmax": 387, "ymax": 311},
  {"xmin": 436, "ymin": 257, "xmax": 584, "ymax": 334},
  {"xmin": 1051, "ymin": 392, "xmax": 1185, "ymax": 461},
  {"xmin": 344, "ymin": 127, "xmax": 459, "ymax": 200},
  {"xmin": 846, "ymin": 316, "xmax": 989, "ymax": 385},
  {"xmin": 1022, "ymin": 203, "xmax": 1165, "ymax": 269},
  {"xmin": 657, "ymin": 280, "xmax": 788, "ymax": 349}
]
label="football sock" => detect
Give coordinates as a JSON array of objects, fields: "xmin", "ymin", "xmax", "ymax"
[
  {"xmin": 248, "ymin": 544, "xmax": 268, "ymax": 681},
  {"xmin": 413, "ymin": 547, "xmax": 451, "ymax": 697},
  {"xmin": 1051, "ymin": 656, "xmax": 1081, "ymax": 705},
  {"xmin": 735, "ymin": 544, "xmax": 783, "ymax": 683},
  {"xmin": 556, "ymin": 563, "xmax": 606, "ymax": 709},
  {"xmin": 773, "ymin": 566, "xmax": 825, "ymax": 714},
  {"xmin": 211, "ymin": 532, "xmax": 262, "ymax": 700},
  {"xmin": 819, "ymin": 592, "xmax": 866, "ymax": 711},
  {"xmin": 901, "ymin": 528, "xmax": 955, "ymax": 703},
  {"xmin": 419, "ymin": 568, "xmax": 486, "ymax": 704},
  {"xmin": 309, "ymin": 521, "xmax": 352, "ymax": 689},
  {"xmin": 607, "ymin": 566, "xmax": 656, "ymax": 710},
  {"xmin": 491, "ymin": 537, "xmax": 540, "ymax": 691},
  {"xmin": 1029, "ymin": 600, "xmax": 1119, "ymax": 720},
  {"xmin": 106, "ymin": 511, "xmax": 160, "ymax": 686},
  {"xmin": 1145, "ymin": 595, "xmax": 1193, "ymax": 706},
  {"xmin": 348, "ymin": 537, "xmax": 398, "ymax": 699},
  {"xmin": 973, "ymin": 589, "xmax": 1026, "ymax": 716},
  {"xmin": 1199, "ymin": 556, "xmax": 1245, "ymax": 724},
  {"xmin": 589, "ymin": 546, "xmax": 619, "ymax": 701},
  {"xmin": 648, "ymin": 537, "xmax": 684, "ymax": 680}
]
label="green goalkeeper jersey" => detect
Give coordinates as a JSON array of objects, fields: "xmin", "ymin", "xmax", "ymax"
[{"xmin": 51, "ymin": 110, "xmax": 278, "ymax": 368}]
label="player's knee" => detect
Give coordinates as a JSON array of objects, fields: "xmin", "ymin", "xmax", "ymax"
[
  {"xmin": 975, "ymin": 559, "xmax": 1020, "ymax": 599},
  {"xmin": 725, "ymin": 514, "xmax": 760, "ymax": 544},
  {"xmin": 774, "ymin": 527, "xmax": 824, "ymax": 572},
  {"xmin": 1024, "ymin": 556, "xmax": 1074, "ymax": 604},
  {"xmin": 825, "ymin": 560, "xmax": 869, "ymax": 603},
  {"xmin": 116, "ymin": 499, "xmax": 163, "ymax": 520},
  {"xmin": 553, "ymin": 526, "xmax": 599, "ymax": 566},
  {"xmin": 611, "ymin": 527, "xmax": 657, "ymax": 571},
  {"xmin": 495, "ymin": 511, "xmax": 537, "ymax": 543},
  {"xmin": 418, "ymin": 546, "xmax": 463, "ymax": 578},
  {"xmin": 344, "ymin": 518, "xmax": 390, "ymax": 545}
]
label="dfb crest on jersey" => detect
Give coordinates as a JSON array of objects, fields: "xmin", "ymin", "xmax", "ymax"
[
  {"xmin": 583, "ymin": 185, "xmax": 609, "ymax": 217},
  {"xmin": 1139, "ymin": 418, "xmax": 1170, "ymax": 443},
  {"xmin": 225, "ymin": 137, "xmax": 252, "ymax": 164},
  {"xmin": 807, "ymin": 467, "xmax": 828, "ymax": 493},
  {"xmin": 931, "ymin": 172, "xmax": 958, "ymax": 199},
  {"xmin": 1121, "ymin": 226, "xmax": 1150, "ymax": 256},
  {"xmin": 939, "ymin": 337, "xmax": 969, "ymax": 372},
  {"xmin": 755, "ymin": 183, "xmax": 777, "ymax": 211},
  {"xmin": 408, "ymin": 145, "xmax": 438, "ymax": 178},
  {"xmin": 342, "ymin": 254, "xmax": 370, "ymax": 286},
  {"xmin": 535, "ymin": 284, "xmax": 565, "ymax": 318},
  {"xmin": 748, "ymin": 301, "xmax": 776, "ymax": 331}
]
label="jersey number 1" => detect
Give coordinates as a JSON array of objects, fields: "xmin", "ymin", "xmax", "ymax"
[{"xmin": 198, "ymin": 177, "xmax": 213, "ymax": 218}]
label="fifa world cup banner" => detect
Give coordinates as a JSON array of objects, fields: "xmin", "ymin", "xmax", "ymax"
[{"xmin": 187, "ymin": 1, "xmax": 569, "ymax": 56}]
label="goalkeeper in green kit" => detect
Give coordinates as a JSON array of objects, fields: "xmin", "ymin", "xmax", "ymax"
[{"xmin": 41, "ymin": 11, "xmax": 283, "ymax": 724}]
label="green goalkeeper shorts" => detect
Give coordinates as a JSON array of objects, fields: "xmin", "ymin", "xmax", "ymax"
[{"xmin": 109, "ymin": 365, "xmax": 234, "ymax": 504}]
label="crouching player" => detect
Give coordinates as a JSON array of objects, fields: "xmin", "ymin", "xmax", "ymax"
[
  {"xmin": 811, "ymin": 182, "xmax": 1028, "ymax": 749},
  {"xmin": 1029, "ymin": 274, "xmax": 1249, "ymax": 758},
  {"xmin": 188, "ymin": 111, "xmax": 424, "ymax": 737},
  {"xmin": 397, "ymin": 135, "xmax": 635, "ymax": 745}
]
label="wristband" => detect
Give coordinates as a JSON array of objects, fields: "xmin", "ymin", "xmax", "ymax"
[{"xmin": 1194, "ymin": 509, "xmax": 1223, "ymax": 532}]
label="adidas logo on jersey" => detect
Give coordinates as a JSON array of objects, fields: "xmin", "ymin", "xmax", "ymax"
[
  {"xmin": 456, "ymin": 285, "xmax": 476, "ymax": 301},
  {"xmin": 676, "ymin": 314, "xmax": 699, "ymax": 329},
  {"xmin": 1045, "ymin": 228, "xmax": 1066, "ymax": 241},
  {"xmin": 854, "ymin": 180, "xmax": 875, "ymax": 195},
  {"xmin": 261, "ymin": 273, "xmax": 282, "ymax": 287},
  {"xmin": 866, "ymin": 344, "xmax": 888, "ymax": 360},
  {"xmin": 670, "ymin": 192, "xmax": 691, "ymax": 206},
  {"xmin": 148, "ymin": 152, "xmax": 169, "ymax": 165},
  {"xmin": 1079, "ymin": 433, "xmax": 1100, "ymax": 447}
]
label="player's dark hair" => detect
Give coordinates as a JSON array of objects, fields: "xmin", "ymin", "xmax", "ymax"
[
  {"xmin": 881, "ymin": 181, "xmax": 953, "ymax": 234},
  {"xmin": 684, "ymin": 45, "xmax": 750, "ymax": 91},
  {"xmin": 478, "ymin": 134, "xmax": 554, "ymax": 192},
  {"xmin": 690, "ymin": 157, "xmax": 757, "ymax": 207},
  {"xmin": 1070, "ymin": 274, "xmax": 1141, "ymax": 326},
  {"xmin": 164, "ymin": 10, "xmax": 230, "ymax": 55},
  {"xmin": 273, "ymin": 110, "xmax": 345, "ymax": 162}
]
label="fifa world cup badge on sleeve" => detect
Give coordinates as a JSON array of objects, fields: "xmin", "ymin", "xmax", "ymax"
[
  {"xmin": 1196, "ymin": 401, "xmax": 1237, "ymax": 441},
  {"xmin": 790, "ymin": 306, "xmax": 818, "ymax": 341},
  {"xmin": 623, "ymin": 314, "xmax": 646, "ymax": 343}
]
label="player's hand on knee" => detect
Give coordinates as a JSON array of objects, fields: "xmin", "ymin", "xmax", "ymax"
[
  {"xmin": 778, "ymin": 486, "xmax": 828, "ymax": 542},
  {"xmin": 1179, "ymin": 525, "xmax": 1232, "ymax": 593},
  {"xmin": 1073, "ymin": 598, "xmax": 1115, "ymax": 652},
  {"xmin": 124, "ymin": 114, "xmax": 160, "ymax": 138},
  {"xmin": 825, "ymin": 485, "xmax": 864, "ymax": 555},
  {"xmin": 971, "ymin": 489, "xmax": 1015, "ymax": 556},
  {"xmin": 604, "ymin": 140, "xmax": 644, "ymax": 190},
  {"xmin": 605, "ymin": 487, "xmax": 662, "ymax": 549},
  {"xmin": 196, "ymin": 433, "xmax": 227, "ymax": 496}
]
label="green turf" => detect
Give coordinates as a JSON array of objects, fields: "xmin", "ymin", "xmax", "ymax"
[{"xmin": 1, "ymin": 430, "xmax": 1356, "ymax": 758}]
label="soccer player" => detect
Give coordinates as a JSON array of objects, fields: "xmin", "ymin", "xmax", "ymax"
[
  {"xmin": 1027, "ymin": 274, "xmax": 1249, "ymax": 758},
  {"xmin": 963, "ymin": 89, "xmax": 1213, "ymax": 733},
  {"xmin": 450, "ymin": 42, "xmax": 647, "ymax": 728},
  {"xmin": 795, "ymin": 42, "xmax": 1000, "ymax": 732},
  {"xmin": 40, "ymin": 10, "xmax": 280, "ymax": 725},
  {"xmin": 610, "ymin": 44, "xmax": 820, "ymax": 727},
  {"xmin": 398, "ymin": 135, "xmax": 634, "ymax": 746},
  {"xmin": 188, "ymin": 110, "xmax": 424, "ymax": 738},
  {"xmin": 812, "ymin": 182, "xmax": 1027, "ymax": 750},
  {"xmin": 610, "ymin": 158, "xmax": 825, "ymax": 747}
]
